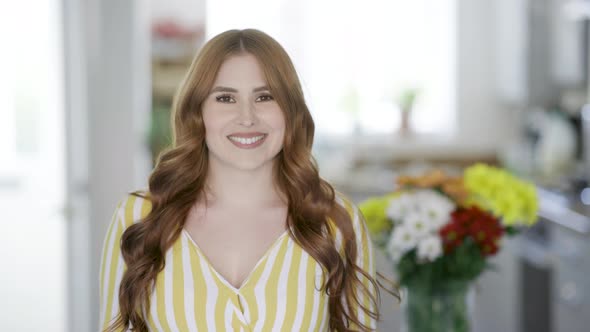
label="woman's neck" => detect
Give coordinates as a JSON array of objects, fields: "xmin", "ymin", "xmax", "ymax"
[{"xmin": 203, "ymin": 159, "xmax": 287, "ymax": 209}]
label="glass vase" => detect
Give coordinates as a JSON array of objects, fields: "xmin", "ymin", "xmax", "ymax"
[{"xmin": 401, "ymin": 280, "xmax": 475, "ymax": 332}]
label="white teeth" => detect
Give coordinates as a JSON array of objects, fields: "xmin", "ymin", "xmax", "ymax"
[{"xmin": 228, "ymin": 134, "xmax": 265, "ymax": 145}]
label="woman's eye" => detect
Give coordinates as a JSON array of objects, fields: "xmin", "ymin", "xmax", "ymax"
[
  {"xmin": 256, "ymin": 94, "xmax": 274, "ymax": 102},
  {"xmin": 215, "ymin": 95, "xmax": 235, "ymax": 103}
]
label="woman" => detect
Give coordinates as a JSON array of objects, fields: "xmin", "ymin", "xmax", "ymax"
[{"xmin": 99, "ymin": 28, "xmax": 394, "ymax": 332}]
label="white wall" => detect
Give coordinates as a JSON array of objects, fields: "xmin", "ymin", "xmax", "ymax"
[
  {"xmin": 456, "ymin": 0, "xmax": 512, "ymax": 152},
  {"xmin": 61, "ymin": 0, "xmax": 152, "ymax": 330}
]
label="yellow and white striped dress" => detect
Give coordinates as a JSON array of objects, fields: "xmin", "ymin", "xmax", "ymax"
[{"xmin": 99, "ymin": 191, "xmax": 377, "ymax": 332}]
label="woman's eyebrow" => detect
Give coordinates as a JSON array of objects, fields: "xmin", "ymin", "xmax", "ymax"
[
  {"xmin": 210, "ymin": 86, "xmax": 237, "ymax": 93},
  {"xmin": 210, "ymin": 86, "xmax": 269, "ymax": 93},
  {"xmin": 253, "ymin": 86, "xmax": 270, "ymax": 92}
]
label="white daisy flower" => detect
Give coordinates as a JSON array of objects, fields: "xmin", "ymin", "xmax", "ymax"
[
  {"xmin": 386, "ymin": 193, "xmax": 415, "ymax": 222},
  {"xmin": 403, "ymin": 211, "xmax": 431, "ymax": 240},
  {"xmin": 414, "ymin": 190, "xmax": 455, "ymax": 231},
  {"xmin": 416, "ymin": 235, "xmax": 443, "ymax": 262},
  {"xmin": 388, "ymin": 225, "xmax": 417, "ymax": 253}
]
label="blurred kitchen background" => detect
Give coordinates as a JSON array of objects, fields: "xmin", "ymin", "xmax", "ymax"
[{"xmin": 2, "ymin": 0, "xmax": 590, "ymax": 331}]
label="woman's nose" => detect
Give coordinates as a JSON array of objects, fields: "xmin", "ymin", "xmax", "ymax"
[{"xmin": 238, "ymin": 102, "xmax": 257, "ymax": 126}]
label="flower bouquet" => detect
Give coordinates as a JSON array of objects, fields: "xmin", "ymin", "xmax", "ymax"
[{"xmin": 359, "ymin": 163, "xmax": 539, "ymax": 332}]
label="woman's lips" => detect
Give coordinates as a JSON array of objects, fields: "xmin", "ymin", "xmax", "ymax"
[
  {"xmin": 227, "ymin": 134, "xmax": 267, "ymax": 149},
  {"xmin": 228, "ymin": 132, "xmax": 266, "ymax": 138}
]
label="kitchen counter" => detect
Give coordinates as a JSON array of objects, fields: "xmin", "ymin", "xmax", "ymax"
[
  {"xmin": 315, "ymin": 132, "xmax": 499, "ymax": 166},
  {"xmin": 536, "ymin": 186, "xmax": 590, "ymax": 235}
]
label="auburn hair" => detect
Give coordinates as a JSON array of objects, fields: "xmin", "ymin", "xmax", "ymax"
[{"xmin": 105, "ymin": 28, "xmax": 397, "ymax": 332}]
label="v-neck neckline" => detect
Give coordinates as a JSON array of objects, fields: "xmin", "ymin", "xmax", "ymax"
[{"xmin": 181, "ymin": 228, "xmax": 289, "ymax": 293}]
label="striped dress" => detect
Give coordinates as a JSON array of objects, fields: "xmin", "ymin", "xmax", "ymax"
[{"xmin": 99, "ymin": 191, "xmax": 377, "ymax": 332}]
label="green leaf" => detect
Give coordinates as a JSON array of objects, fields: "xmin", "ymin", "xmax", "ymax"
[{"xmin": 396, "ymin": 238, "xmax": 487, "ymax": 287}]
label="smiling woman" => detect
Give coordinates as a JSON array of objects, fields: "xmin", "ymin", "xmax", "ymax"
[
  {"xmin": 99, "ymin": 28, "xmax": 397, "ymax": 332},
  {"xmin": 203, "ymin": 53, "xmax": 285, "ymax": 170}
]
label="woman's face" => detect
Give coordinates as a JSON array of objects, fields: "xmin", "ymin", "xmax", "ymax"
[{"xmin": 202, "ymin": 53, "xmax": 286, "ymax": 171}]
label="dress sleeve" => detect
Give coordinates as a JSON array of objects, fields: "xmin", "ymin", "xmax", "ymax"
[
  {"xmin": 335, "ymin": 192, "xmax": 378, "ymax": 331},
  {"xmin": 98, "ymin": 194, "xmax": 148, "ymax": 332}
]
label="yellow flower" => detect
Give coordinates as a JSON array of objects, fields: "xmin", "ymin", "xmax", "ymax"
[
  {"xmin": 359, "ymin": 196, "xmax": 394, "ymax": 235},
  {"xmin": 464, "ymin": 163, "xmax": 539, "ymax": 226}
]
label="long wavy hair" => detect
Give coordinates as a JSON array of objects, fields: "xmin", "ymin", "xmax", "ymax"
[{"xmin": 105, "ymin": 28, "xmax": 397, "ymax": 332}]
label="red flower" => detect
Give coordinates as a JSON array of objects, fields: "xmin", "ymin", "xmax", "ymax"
[
  {"xmin": 439, "ymin": 206, "xmax": 504, "ymax": 256},
  {"xmin": 440, "ymin": 221, "xmax": 465, "ymax": 252}
]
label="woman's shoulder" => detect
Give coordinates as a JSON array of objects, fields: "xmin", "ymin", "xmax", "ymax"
[{"xmin": 113, "ymin": 189, "xmax": 153, "ymax": 228}]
